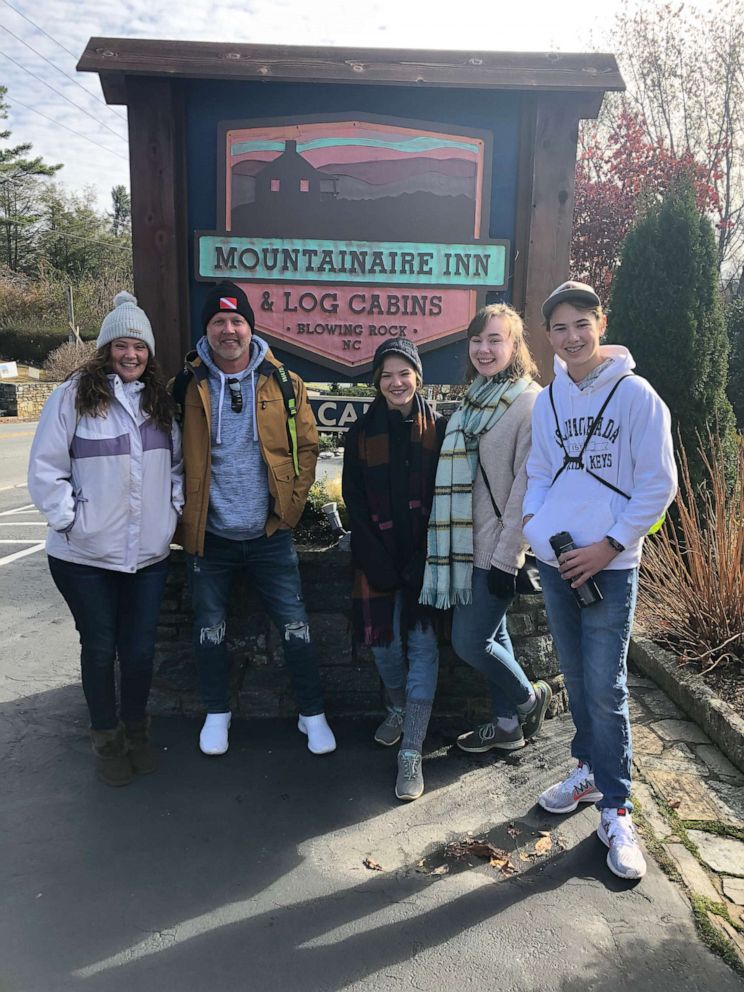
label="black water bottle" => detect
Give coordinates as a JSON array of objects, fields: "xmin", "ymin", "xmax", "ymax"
[{"xmin": 549, "ymin": 531, "xmax": 603, "ymax": 609}]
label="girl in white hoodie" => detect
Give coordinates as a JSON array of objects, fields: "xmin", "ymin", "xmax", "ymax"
[
  {"xmin": 523, "ymin": 280, "xmax": 676, "ymax": 881},
  {"xmin": 28, "ymin": 293, "xmax": 183, "ymax": 787}
]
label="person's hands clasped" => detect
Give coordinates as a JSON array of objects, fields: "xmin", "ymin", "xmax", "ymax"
[
  {"xmin": 487, "ymin": 566, "xmax": 517, "ymax": 600},
  {"xmin": 558, "ymin": 539, "xmax": 619, "ymax": 588}
]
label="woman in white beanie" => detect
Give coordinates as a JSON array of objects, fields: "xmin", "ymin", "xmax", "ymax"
[{"xmin": 28, "ymin": 292, "xmax": 184, "ymax": 786}]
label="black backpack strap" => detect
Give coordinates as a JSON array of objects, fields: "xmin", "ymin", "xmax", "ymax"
[
  {"xmin": 172, "ymin": 367, "xmax": 194, "ymax": 427},
  {"xmin": 478, "ymin": 455, "xmax": 501, "ymax": 520},
  {"xmin": 549, "ymin": 375, "xmax": 633, "ymax": 497},
  {"xmin": 271, "ymin": 364, "xmax": 300, "ymax": 477}
]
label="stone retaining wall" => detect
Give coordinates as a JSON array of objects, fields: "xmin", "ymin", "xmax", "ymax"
[
  {"xmin": 150, "ymin": 546, "xmax": 566, "ymax": 722},
  {"xmin": 0, "ymin": 381, "xmax": 57, "ymax": 419}
]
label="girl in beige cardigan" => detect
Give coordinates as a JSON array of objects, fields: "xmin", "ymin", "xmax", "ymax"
[{"xmin": 449, "ymin": 305, "xmax": 552, "ymax": 752}]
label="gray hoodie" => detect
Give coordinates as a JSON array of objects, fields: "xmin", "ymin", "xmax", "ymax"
[{"xmin": 196, "ymin": 334, "xmax": 271, "ymax": 540}]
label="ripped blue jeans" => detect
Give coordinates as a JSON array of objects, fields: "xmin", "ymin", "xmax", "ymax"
[{"xmin": 187, "ymin": 529, "xmax": 324, "ymax": 716}]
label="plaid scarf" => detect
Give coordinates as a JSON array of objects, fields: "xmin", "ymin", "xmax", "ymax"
[
  {"xmin": 351, "ymin": 393, "xmax": 441, "ymax": 645},
  {"xmin": 420, "ymin": 374, "xmax": 531, "ymax": 608}
]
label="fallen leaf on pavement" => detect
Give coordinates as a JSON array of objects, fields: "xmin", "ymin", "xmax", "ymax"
[
  {"xmin": 534, "ymin": 835, "xmax": 552, "ymax": 855},
  {"xmin": 445, "ymin": 839, "xmax": 507, "ymax": 861},
  {"xmin": 363, "ymin": 857, "xmax": 383, "ymax": 871},
  {"xmin": 431, "ymin": 864, "xmax": 450, "ymax": 875}
]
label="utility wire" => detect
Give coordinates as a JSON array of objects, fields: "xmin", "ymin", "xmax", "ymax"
[
  {"xmin": 2, "ymin": 0, "xmax": 126, "ymax": 120},
  {"xmin": 0, "ymin": 24, "xmax": 127, "ymax": 129},
  {"xmin": 39, "ymin": 228, "xmax": 131, "ymax": 253},
  {"xmin": 5, "ymin": 93, "xmax": 129, "ymax": 162},
  {"xmin": 0, "ymin": 46, "xmax": 128, "ymax": 142}
]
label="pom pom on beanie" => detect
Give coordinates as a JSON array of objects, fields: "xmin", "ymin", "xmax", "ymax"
[{"xmin": 97, "ymin": 291, "xmax": 156, "ymax": 355}]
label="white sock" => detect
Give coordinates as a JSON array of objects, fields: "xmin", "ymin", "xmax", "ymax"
[{"xmin": 495, "ymin": 715, "xmax": 519, "ymax": 732}]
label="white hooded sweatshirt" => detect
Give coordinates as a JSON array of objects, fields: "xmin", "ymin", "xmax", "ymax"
[{"xmin": 523, "ymin": 345, "xmax": 677, "ymax": 570}]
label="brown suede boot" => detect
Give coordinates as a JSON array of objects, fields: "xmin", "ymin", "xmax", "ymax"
[
  {"xmin": 124, "ymin": 717, "xmax": 157, "ymax": 775},
  {"xmin": 90, "ymin": 724, "xmax": 133, "ymax": 786}
]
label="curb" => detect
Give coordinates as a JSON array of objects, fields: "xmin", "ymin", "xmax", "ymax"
[{"xmin": 630, "ymin": 635, "xmax": 744, "ymax": 778}]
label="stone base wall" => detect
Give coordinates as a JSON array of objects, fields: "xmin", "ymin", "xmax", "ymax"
[
  {"xmin": 151, "ymin": 546, "xmax": 566, "ymax": 723},
  {"xmin": 0, "ymin": 381, "xmax": 57, "ymax": 419}
]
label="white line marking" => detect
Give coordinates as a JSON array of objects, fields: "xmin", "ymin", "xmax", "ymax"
[
  {"xmin": 0, "ymin": 540, "xmax": 42, "ymax": 544},
  {"xmin": 0, "ymin": 522, "xmax": 47, "ymax": 526},
  {"xmin": 0, "ymin": 542, "xmax": 45, "ymax": 566},
  {"xmin": 0, "ymin": 504, "xmax": 36, "ymax": 515}
]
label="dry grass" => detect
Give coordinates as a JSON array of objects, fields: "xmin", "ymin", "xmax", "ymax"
[
  {"xmin": 43, "ymin": 339, "xmax": 97, "ymax": 381},
  {"xmin": 637, "ymin": 432, "xmax": 744, "ymax": 672}
]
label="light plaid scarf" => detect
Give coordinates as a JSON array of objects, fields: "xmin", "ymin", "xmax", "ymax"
[{"xmin": 420, "ymin": 374, "xmax": 531, "ymax": 608}]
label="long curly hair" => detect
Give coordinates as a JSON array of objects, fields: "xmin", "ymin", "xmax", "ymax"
[{"xmin": 68, "ymin": 344, "xmax": 174, "ymax": 432}]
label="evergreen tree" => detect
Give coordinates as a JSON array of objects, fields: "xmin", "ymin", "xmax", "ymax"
[
  {"xmin": 725, "ymin": 298, "xmax": 744, "ymax": 430},
  {"xmin": 608, "ymin": 179, "xmax": 739, "ymax": 486},
  {"xmin": 0, "ymin": 87, "xmax": 61, "ymax": 272},
  {"xmin": 109, "ymin": 184, "xmax": 131, "ymax": 237}
]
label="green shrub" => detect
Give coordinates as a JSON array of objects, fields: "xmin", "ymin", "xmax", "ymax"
[
  {"xmin": 0, "ymin": 323, "xmax": 96, "ymax": 365},
  {"xmin": 609, "ymin": 179, "xmax": 739, "ymax": 488},
  {"xmin": 318, "ymin": 432, "xmax": 339, "ymax": 453},
  {"xmin": 726, "ymin": 299, "xmax": 744, "ymax": 430}
]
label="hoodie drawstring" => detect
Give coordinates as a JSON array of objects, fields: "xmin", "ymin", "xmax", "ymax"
[{"xmin": 215, "ymin": 374, "xmax": 227, "ymax": 445}]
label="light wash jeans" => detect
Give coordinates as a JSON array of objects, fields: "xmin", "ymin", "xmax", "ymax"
[
  {"xmin": 371, "ymin": 590, "xmax": 439, "ymax": 702},
  {"xmin": 538, "ymin": 561, "xmax": 637, "ymax": 811},
  {"xmin": 451, "ymin": 567, "xmax": 534, "ymax": 720}
]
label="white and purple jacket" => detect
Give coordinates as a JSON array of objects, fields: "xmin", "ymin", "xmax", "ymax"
[{"xmin": 28, "ymin": 375, "xmax": 184, "ymax": 573}]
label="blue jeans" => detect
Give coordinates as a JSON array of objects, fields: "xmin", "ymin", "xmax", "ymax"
[
  {"xmin": 48, "ymin": 554, "xmax": 170, "ymax": 731},
  {"xmin": 371, "ymin": 591, "xmax": 439, "ymax": 702},
  {"xmin": 538, "ymin": 561, "xmax": 637, "ymax": 811},
  {"xmin": 451, "ymin": 567, "xmax": 534, "ymax": 719},
  {"xmin": 187, "ymin": 529, "xmax": 324, "ymax": 716}
]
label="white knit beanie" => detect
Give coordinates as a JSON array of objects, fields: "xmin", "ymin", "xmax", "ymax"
[{"xmin": 97, "ymin": 291, "xmax": 156, "ymax": 355}]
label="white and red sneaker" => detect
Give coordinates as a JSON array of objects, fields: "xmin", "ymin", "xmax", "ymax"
[
  {"xmin": 598, "ymin": 808, "xmax": 647, "ymax": 880},
  {"xmin": 538, "ymin": 761, "xmax": 603, "ymax": 813}
]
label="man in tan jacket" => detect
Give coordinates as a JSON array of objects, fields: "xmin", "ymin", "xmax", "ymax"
[{"xmin": 175, "ymin": 280, "xmax": 336, "ymax": 757}]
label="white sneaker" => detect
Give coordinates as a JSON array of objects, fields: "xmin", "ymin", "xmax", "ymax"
[
  {"xmin": 538, "ymin": 761, "xmax": 603, "ymax": 813},
  {"xmin": 199, "ymin": 713, "xmax": 231, "ymax": 755},
  {"xmin": 298, "ymin": 713, "xmax": 336, "ymax": 754},
  {"xmin": 598, "ymin": 808, "xmax": 647, "ymax": 880}
]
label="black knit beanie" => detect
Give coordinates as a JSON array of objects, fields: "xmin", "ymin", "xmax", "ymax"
[
  {"xmin": 201, "ymin": 281, "xmax": 256, "ymax": 332},
  {"xmin": 372, "ymin": 337, "xmax": 422, "ymax": 378}
]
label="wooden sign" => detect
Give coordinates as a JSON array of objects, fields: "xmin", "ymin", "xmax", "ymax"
[{"xmin": 196, "ymin": 115, "xmax": 507, "ymax": 374}]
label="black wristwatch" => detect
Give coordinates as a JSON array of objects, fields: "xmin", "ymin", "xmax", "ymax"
[{"xmin": 606, "ymin": 536, "xmax": 625, "ymax": 553}]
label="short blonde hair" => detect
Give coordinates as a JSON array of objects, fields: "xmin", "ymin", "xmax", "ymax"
[{"xmin": 465, "ymin": 303, "xmax": 538, "ymax": 382}]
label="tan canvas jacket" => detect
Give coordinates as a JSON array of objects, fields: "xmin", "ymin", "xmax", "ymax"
[{"xmin": 175, "ymin": 349, "xmax": 318, "ymax": 555}]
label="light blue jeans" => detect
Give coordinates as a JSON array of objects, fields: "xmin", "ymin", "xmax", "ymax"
[
  {"xmin": 451, "ymin": 567, "xmax": 534, "ymax": 720},
  {"xmin": 538, "ymin": 561, "xmax": 637, "ymax": 811},
  {"xmin": 371, "ymin": 591, "xmax": 439, "ymax": 702}
]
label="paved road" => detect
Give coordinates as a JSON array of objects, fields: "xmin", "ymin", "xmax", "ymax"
[
  {"xmin": 0, "ymin": 485, "xmax": 742, "ymax": 991},
  {"xmin": 0, "ymin": 420, "xmax": 37, "ymax": 491}
]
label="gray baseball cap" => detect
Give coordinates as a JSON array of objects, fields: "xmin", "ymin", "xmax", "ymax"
[{"xmin": 542, "ymin": 280, "xmax": 601, "ymax": 321}]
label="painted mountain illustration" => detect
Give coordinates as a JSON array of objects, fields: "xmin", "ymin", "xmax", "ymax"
[{"xmin": 227, "ymin": 122, "xmax": 485, "ymax": 242}]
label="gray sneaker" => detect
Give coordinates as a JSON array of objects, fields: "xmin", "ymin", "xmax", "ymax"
[
  {"xmin": 521, "ymin": 680, "xmax": 553, "ymax": 741},
  {"xmin": 374, "ymin": 707, "xmax": 405, "ymax": 746},
  {"xmin": 456, "ymin": 722, "xmax": 525, "ymax": 753},
  {"xmin": 396, "ymin": 748, "xmax": 424, "ymax": 800}
]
